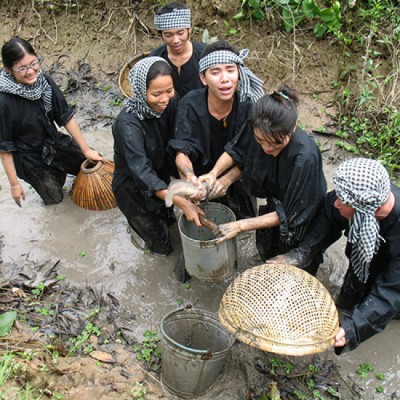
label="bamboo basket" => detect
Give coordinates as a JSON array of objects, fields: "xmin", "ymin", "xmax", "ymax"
[
  {"xmin": 71, "ymin": 160, "xmax": 117, "ymax": 211},
  {"xmin": 118, "ymin": 52, "xmax": 150, "ymax": 98},
  {"xmin": 219, "ymin": 263, "xmax": 339, "ymax": 356}
]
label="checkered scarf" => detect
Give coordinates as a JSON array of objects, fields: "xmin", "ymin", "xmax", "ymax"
[
  {"xmin": 0, "ymin": 68, "xmax": 52, "ymax": 112},
  {"xmin": 333, "ymin": 158, "xmax": 391, "ymax": 283},
  {"xmin": 124, "ymin": 56, "xmax": 168, "ymax": 120},
  {"xmin": 199, "ymin": 49, "xmax": 264, "ymax": 103},
  {"xmin": 154, "ymin": 8, "xmax": 191, "ymax": 31}
]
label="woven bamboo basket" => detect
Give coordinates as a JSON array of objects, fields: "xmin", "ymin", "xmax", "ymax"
[
  {"xmin": 219, "ymin": 263, "xmax": 339, "ymax": 356},
  {"xmin": 71, "ymin": 160, "xmax": 117, "ymax": 211},
  {"xmin": 118, "ymin": 52, "xmax": 150, "ymax": 98}
]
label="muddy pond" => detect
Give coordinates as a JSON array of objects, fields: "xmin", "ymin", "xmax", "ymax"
[{"xmin": 1, "ymin": 104, "xmax": 399, "ymax": 398}]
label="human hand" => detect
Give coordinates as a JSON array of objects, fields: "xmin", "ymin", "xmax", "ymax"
[
  {"xmin": 11, "ymin": 185, "xmax": 26, "ymax": 207},
  {"xmin": 198, "ymin": 171, "xmax": 217, "ymax": 191},
  {"xmin": 207, "ymin": 179, "xmax": 228, "ymax": 200},
  {"xmin": 181, "ymin": 201, "xmax": 204, "ymax": 226},
  {"xmin": 84, "ymin": 149, "xmax": 110, "ymax": 164},
  {"xmin": 266, "ymin": 248, "xmax": 311, "ymax": 268},
  {"xmin": 334, "ymin": 327, "xmax": 346, "ymax": 347},
  {"xmin": 186, "ymin": 175, "xmax": 207, "ymax": 202},
  {"xmin": 215, "ymin": 221, "xmax": 242, "ymax": 244}
]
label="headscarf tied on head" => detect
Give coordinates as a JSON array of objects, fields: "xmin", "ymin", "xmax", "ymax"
[
  {"xmin": 154, "ymin": 8, "xmax": 191, "ymax": 31},
  {"xmin": 333, "ymin": 158, "xmax": 391, "ymax": 283},
  {"xmin": 199, "ymin": 49, "xmax": 264, "ymax": 103},
  {"xmin": 124, "ymin": 56, "xmax": 169, "ymax": 120},
  {"xmin": 0, "ymin": 68, "xmax": 53, "ymax": 112}
]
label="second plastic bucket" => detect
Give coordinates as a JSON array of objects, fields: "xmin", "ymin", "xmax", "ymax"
[
  {"xmin": 160, "ymin": 308, "xmax": 235, "ymax": 398},
  {"xmin": 178, "ymin": 202, "xmax": 237, "ymax": 282}
]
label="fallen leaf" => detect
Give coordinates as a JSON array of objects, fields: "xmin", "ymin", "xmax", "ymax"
[{"xmin": 89, "ymin": 350, "xmax": 115, "ymax": 363}]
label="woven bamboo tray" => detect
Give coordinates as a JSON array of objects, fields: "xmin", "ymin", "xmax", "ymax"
[
  {"xmin": 71, "ymin": 160, "xmax": 117, "ymax": 211},
  {"xmin": 118, "ymin": 52, "xmax": 150, "ymax": 98},
  {"xmin": 219, "ymin": 263, "xmax": 339, "ymax": 356}
]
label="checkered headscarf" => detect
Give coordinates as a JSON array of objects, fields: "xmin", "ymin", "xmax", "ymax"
[
  {"xmin": 124, "ymin": 56, "xmax": 169, "ymax": 120},
  {"xmin": 333, "ymin": 158, "xmax": 391, "ymax": 283},
  {"xmin": 0, "ymin": 68, "xmax": 52, "ymax": 112},
  {"xmin": 199, "ymin": 49, "xmax": 264, "ymax": 103},
  {"xmin": 154, "ymin": 8, "xmax": 191, "ymax": 31}
]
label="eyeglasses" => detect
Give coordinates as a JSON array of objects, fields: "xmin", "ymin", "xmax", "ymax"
[{"xmin": 12, "ymin": 58, "xmax": 41, "ymax": 74}]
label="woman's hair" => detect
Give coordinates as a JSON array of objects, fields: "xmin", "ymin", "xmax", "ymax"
[
  {"xmin": 146, "ymin": 60, "xmax": 173, "ymax": 88},
  {"xmin": 1, "ymin": 37, "xmax": 36, "ymax": 69},
  {"xmin": 200, "ymin": 40, "xmax": 239, "ymax": 59},
  {"xmin": 156, "ymin": 2, "xmax": 187, "ymax": 15},
  {"xmin": 252, "ymin": 84, "xmax": 299, "ymax": 143}
]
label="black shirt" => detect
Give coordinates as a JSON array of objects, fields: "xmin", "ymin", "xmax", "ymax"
[
  {"xmin": 112, "ymin": 96, "xmax": 179, "ymax": 197},
  {"xmin": 240, "ymin": 128, "xmax": 327, "ymax": 243},
  {"xmin": 169, "ymin": 88, "xmax": 253, "ymax": 176},
  {"xmin": 0, "ymin": 74, "xmax": 74, "ymax": 153},
  {"xmin": 150, "ymin": 41, "xmax": 206, "ymax": 98}
]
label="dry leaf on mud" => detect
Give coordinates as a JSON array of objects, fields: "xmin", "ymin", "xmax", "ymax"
[
  {"xmin": 89, "ymin": 350, "xmax": 116, "ymax": 363},
  {"xmin": 11, "ymin": 287, "xmax": 27, "ymax": 298}
]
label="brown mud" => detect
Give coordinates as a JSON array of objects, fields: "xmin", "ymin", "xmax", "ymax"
[{"xmin": 1, "ymin": 1, "xmax": 400, "ymax": 399}]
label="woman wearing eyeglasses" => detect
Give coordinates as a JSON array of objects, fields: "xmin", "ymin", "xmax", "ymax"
[{"xmin": 0, "ymin": 37, "xmax": 105, "ymax": 206}]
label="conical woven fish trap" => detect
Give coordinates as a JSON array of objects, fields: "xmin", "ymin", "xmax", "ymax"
[
  {"xmin": 71, "ymin": 160, "xmax": 117, "ymax": 211},
  {"xmin": 118, "ymin": 52, "xmax": 150, "ymax": 98},
  {"xmin": 219, "ymin": 263, "xmax": 339, "ymax": 356}
]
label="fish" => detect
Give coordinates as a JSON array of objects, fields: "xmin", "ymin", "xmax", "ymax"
[{"xmin": 165, "ymin": 177, "xmax": 207, "ymax": 207}]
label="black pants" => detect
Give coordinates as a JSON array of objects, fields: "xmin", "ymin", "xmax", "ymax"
[
  {"xmin": 114, "ymin": 181, "xmax": 174, "ymax": 256},
  {"xmin": 17, "ymin": 135, "xmax": 85, "ymax": 205}
]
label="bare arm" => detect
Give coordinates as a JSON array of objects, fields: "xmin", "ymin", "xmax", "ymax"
[
  {"xmin": 0, "ymin": 151, "xmax": 25, "ymax": 207},
  {"xmin": 64, "ymin": 117, "xmax": 107, "ymax": 163},
  {"xmin": 216, "ymin": 211, "xmax": 280, "ymax": 244},
  {"xmin": 198, "ymin": 152, "xmax": 236, "ymax": 190},
  {"xmin": 175, "ymin": 152, "xmax": 197, "ymax": 182},
  {"xmin": 208, "ymin": 165, "xmax": 243, "ymax": 200}
]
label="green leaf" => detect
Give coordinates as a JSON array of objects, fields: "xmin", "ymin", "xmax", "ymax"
[
  {"xmin": 376, "ymin": 385, "xmax": 384, "ymax": 393},
  {"xmin": 0, "ymin": 311, "xmax": 17, "ymax": 337},
  {"xmin": 303, "ymin": 0, "xmax": 319, "ymax": 18},
  {"xmin": 319, "ymin": 8, "xmax": 336, "ymax": 23},
  {"xmin": 233, "ymin": 11, "xmax": 244, "ymax": 20}
]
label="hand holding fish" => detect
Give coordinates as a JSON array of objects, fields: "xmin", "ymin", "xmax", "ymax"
[
  {"xmin": 165, "ymin": 177, "xmax": 207, "ymax": 207},
  {"xmin": 215, "ymin": 221, "xmax": 242, "ymax": 244}
]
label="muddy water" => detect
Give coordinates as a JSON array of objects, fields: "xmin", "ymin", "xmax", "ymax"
[{"xmin": 1, "ymin": 126, "xmax": 399, "ymax": 399}]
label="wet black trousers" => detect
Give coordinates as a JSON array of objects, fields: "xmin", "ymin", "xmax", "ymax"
[
  {"xmin": 114, "ymin": 182, "xmax": 175, "ymax": 256},
  {"xmin": 17, "ymin": 138, "xmax": 85, "ymax": 205}
]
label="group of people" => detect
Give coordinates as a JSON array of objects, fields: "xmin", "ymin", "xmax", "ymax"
[{"xmin": 1, "ymin": 1, "xmax": 399, "ymax": 356}]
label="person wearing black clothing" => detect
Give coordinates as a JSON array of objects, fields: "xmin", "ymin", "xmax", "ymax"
[
  {"xmin": 112, "ymin": 56, "xmax": 202, "ymax": 256},
  {"xmin": 0, "ymin": 37, "xmax": 104, "ymax": 206},
  {"xmin": 150, "ymin": 2, "xmax": 205, "ymax": 98},
  {"xmin": 170, "ymin": 40, "xmax": 264, "ymax": 219},
  {"xmin": 211, "ymin": 86, "xmax": 327, "ymax": 275},
  {"xmin": 268, "ymin": 158, "xmax": 400, "ymax": 353}
]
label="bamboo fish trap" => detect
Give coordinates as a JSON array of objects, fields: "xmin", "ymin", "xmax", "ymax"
[
  {"xmin": 71, "ymin": 160, "xmax": 117, "ymax": 211},
  {"xmin": 219, "ymin": 263, "xmax": 339, "ymax": 356},
  {"xmin": 118, "ymin": 52, "xmax": 150, "ymax": 98}
]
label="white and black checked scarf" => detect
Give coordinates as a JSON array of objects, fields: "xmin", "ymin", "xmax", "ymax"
[
  {"xmin": 199, "ymin": 49, "xmax": 264, "ymax": 103},
  {"xmin": 0, "ymin": 68, "xmax": 52, "ymax": 112},
  {"xmin": 154, "ymin": 8, "xmax": 191, "ymax": 31},
  {"xmin": 333, "ymin": 158, "xmax": 391, "ymax": 283},
  {"xmin": 124, "ymin": 56, "xmax": 169, "ymax": 120}
]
